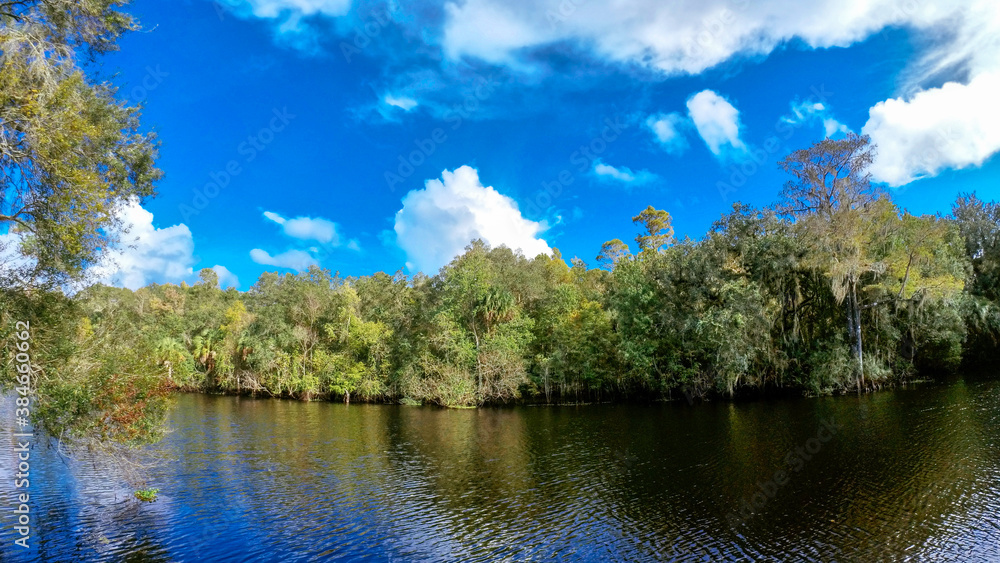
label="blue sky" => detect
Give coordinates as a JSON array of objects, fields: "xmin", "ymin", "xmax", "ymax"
[{"xmin": 94, "ymin": 0, "xmax": 1000, "ymax": 289}]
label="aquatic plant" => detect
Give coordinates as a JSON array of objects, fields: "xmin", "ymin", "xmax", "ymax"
[{"xmin": 134, "ymin": 488, "xmax": 160, "ymax": 503}]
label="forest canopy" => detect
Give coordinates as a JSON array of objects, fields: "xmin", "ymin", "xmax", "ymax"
[{"xmin": 3, "ymin": 135, "xmax": 999, "ymax": 451}]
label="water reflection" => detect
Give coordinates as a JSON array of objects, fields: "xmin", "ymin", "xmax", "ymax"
[{"xmin": 2, "ymin": 378, "xmax": 1000, "ymax": 561}]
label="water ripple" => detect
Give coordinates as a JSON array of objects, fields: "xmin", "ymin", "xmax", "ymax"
[{"xmin": 2, "ymin": 381, "xmax": 1000, "ymax": 561}]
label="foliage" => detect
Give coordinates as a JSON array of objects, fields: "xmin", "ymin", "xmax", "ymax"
[
  {"xmin": 134, "ymin": 488, "xmax": 159, "ymax": 503},
  {"xmin": 37, "ymin": 185, "xmax": 988, "ymax": 412},
  {"xmin": 2, "ymin": 136, "xmax": 998, "ymax": 454},
  {"xmin": 0, "ymin": 0, "xmax": 160, "ymax": 289}
]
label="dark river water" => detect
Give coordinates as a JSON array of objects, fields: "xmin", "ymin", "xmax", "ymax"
[{"xmin": 3, "ymin": 376, "xmax": 1000, "ymax": 562}]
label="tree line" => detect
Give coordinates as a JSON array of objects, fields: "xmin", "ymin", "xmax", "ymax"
[
  {"xmin": 6, "ymin": 136, "xmax": 999, "ymax": 447},
  {"xmin": 1, "ymin": 3, "xmax": 999, "ymax": 448}
]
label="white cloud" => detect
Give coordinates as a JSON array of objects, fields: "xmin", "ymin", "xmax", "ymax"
[
  {"xmin": 263, "ymin": 211, "xmax": 339, "ymax": 244},
  {"xmin": 824, "ymin": 118, "xmax": 850, "ymax": 138},
  {"xmin": 784, "ymin": 101, "xmax": 826, "ymax": 122},
  {"xmin": 439, "ymin": 0, "xmax": 1000, "ymax": 185},
  {"xmin": 90, "ymin": 198, "xmax": 196, "ymax": 290},
  {"xmin": 214, "ymin": 0, "xmax": 353, "ymax": 49},
  {"xmin": 393, "ymin": 165, "xmax": 552, "ymax": 273},
  {"xmin": 863, "ymin": 71, "xmax": 1000, "ymax": 186},
  {"xmin": 241, "ymin": 0, "xmax": 351, "ymax": 18},
  {"xmin": 212, "ymin": 265, "xmax": 240, "ymax": 289},
  {"xmin": 228, "ymin": 0, "xmax": 1000, "ymax": 185},
  {"xmin": 384, "ymin": 94, "xmax": 418, "ymax": 111},
  {"xmin": 0, "ymin": 233, "xmax": 28, "ymax": 267},
  {"xmin": 782, "ymin": 100, "xmax": 851, "ymax": 138},
  {"xmin": 899, "ymin": 0, "xmax": 1000, "ymax": 93},
  {"xmin": 0, "ymin": 231, "xmax": 34, "ymax": 288},
  {"xmin": 258, "ymin": 211, "xmax": 359, "ymax": 267},
  {"xmin": 226, "ymin": 0, "xmax": 352, "ymax": 28},
  {"xmin": 861, "ymin": 0, "xmax": 1000, "ymax": 186},
  {"xmin": 686, "ymin": 90, "xmax": 745, "ymax": 156},
  {"xmin": 435, "ymin": 0, "xmax": 1000, "ymax": 183},
  {"xmin": 593, "ymin": 160, "xmax": 658, "ymax": 185},
  {"xmin": 228, "ymin": 0, "xmax": 972, "ymax": 79},
  {"xmin": 438, "ymin": 0, "xmax": 961, "ymax": 75},
  {"xmin": 4, "ymin": 200, "xmax": 234, "ymax": 291},
  {"xmin": 645, "ymin": 112, "xmax": 688, "ymax": 154},
  {"xmin": 249, "ymin": 248, "xmax": 319, "ymax": 271}
]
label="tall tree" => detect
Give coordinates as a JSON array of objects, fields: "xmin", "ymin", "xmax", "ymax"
[
  {"xmin": 632, "ymin": 206, "xmax": 674, "ymax": 254},
  {"xmin": 779, "ymin": 133, "xmax": 883, "ymax": 388}
]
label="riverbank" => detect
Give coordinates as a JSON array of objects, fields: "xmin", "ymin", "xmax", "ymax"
[{"xmin": 169, "ymin": 365, "xmax": 955, "ymax": 408}]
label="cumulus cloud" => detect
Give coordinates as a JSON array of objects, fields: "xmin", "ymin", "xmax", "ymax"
[
  {"xmin": 858, "ymin": 0, "xmax": 1000, "ymax": 186},
  {"xmin": 249, "ymin": 248, "xmax": 319, "ymax": 271},
  {"xmin": 90, "ymin": 199, "xmax": 197, "ymax": 290},
  {"xmin": 593, "ymin": 160, "xmax": 658, "ymax": 185},
  {"xmin": 645, "ymin": 112, "xmax": 688, "ymax": 154},
  {"xmin": 212, "ymin": 265, "xmax": 241, "ymax": 289},
  {"xmin": 393, "ymin": 165, "xmax": 552, "ymax": 273},
  {"xmin": 686, "ymin": 90, "xmax": 745, "ymax": 156},
  {"xmin": 865, "ymin": 1, "xmax": 1000, "ymax": 186},
  {"xmin": 263, "ymin": 211, "xmax": 340, "ymax": 244},
  {"xmin": 231, "ymin": 0, "xmax": 969, "ymax": 78},
  {"xmin": 863, "ymin": 71, "xmax": 1000, "ymax": 186},
  {"xmin": 258, "ymin": 210, "xmax": 360, "ymax": 269}
]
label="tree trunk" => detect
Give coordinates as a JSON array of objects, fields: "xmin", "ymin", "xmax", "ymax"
[
  {"xmin": 847, "ymin": 278, "xmax": 864, "ymax": 390},
  {"xmin": 543, "ymin": 363, "xmax": 551, "ymax": 404}
]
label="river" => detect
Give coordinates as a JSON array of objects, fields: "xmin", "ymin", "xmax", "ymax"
[{"xmin": 3, "ymin": 376, "xmax": 1000, "ymax": 561}]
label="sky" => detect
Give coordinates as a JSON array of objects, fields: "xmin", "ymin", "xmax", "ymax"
[{"xmin": 91, "ymin": 0, "xmax": 1000, "ymax": 290}]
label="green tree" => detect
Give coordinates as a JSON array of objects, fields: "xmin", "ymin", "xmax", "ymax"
[
  {"xmin": 596, "ymin": 239, "xmax": 630, "ymax": 269},
  {"xmin": 632, "ymin": 206, "xmax": 674, "ymax": 254},
  {"xmin": 780, "ymin": 133, "xmax": 884, "ymax": 388},
  {"xmin": 953, "ymin": 194, "xmax": 1000, "ymax": 301},
  {"xmin": 0, "ymin": 0, "xmax": 161, "ymax": 288}
]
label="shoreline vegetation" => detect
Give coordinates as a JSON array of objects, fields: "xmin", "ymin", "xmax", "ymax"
[
  {"xmin": 3, "ymin": 136, "xmax": 1000, "ymax": 447},
  {"xmin": 0, "ymin": 3, "xmax": 998, "ymax": 453}
]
